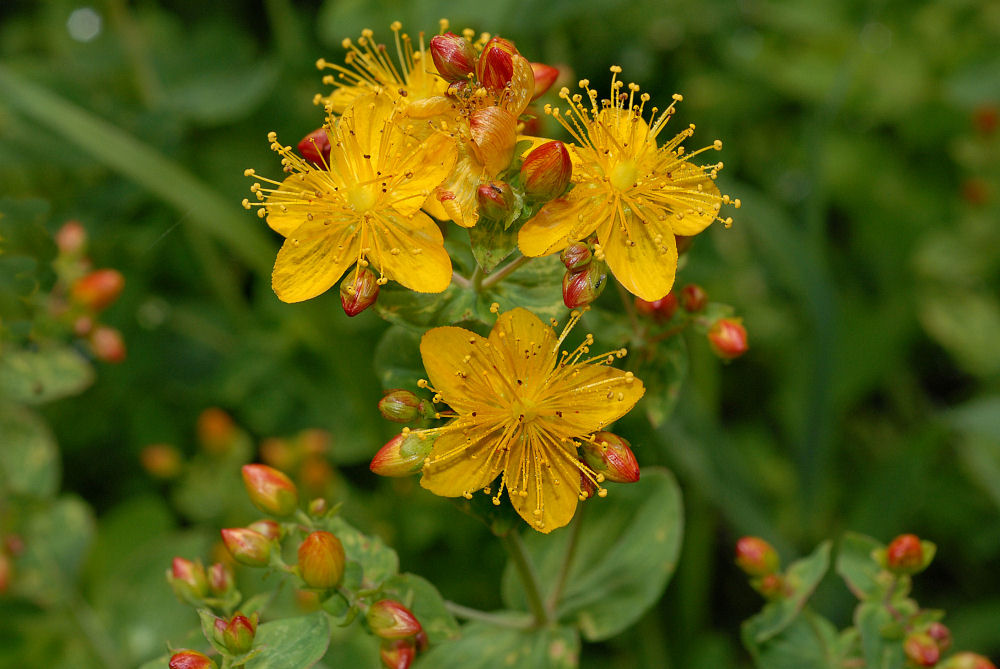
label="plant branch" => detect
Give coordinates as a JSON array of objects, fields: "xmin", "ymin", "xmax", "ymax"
[
  {"xmin": 546, "ymin": 504, "xmax": 585, "ymax": 615},
  {"xmin": 444, "ymin": 601, "xmax": 532, "ymax": 629},
  {"xmin": 499, "ymin": 530, "xmax": 549, "ymax": 627},
  {"xmin": 479, "ymin": 255, "xmax": 531, "ymax": 291},
  {"xmin": 451, "ymin": 272, "xmax": 471, "ymax": 289}
]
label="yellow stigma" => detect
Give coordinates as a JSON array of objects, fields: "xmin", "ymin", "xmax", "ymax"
[
  {"xmin": 609, "ymin": 161, "xmax": 638, "ymax": 191},
  {"xmin": 511, "ymin": 397, "xmax": 539, "ymax": 423},
  {"xmin": 347, "ymin": 184, "xmax": 377, "ymax": 212}
]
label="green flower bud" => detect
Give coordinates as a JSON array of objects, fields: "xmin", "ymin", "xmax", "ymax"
[
  {"xmin": 297, "ymin": 531, "xmax": 345, "ymax": 589},
  {"xmin": 241, "ymin": 464, "xmax": 299, "ymax": 516}
]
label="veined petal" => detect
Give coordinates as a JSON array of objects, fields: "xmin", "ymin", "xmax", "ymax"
[
  {"xmin": 518, "ymin": 187, "xmax": 602, "ymax": 257},
  {"xmin": 429, "ymin": 145, "xmax": 484, "ymax": 228},
  {"xmin": 387, "ymin": 132, "xmax": 457, "ymax": 218},
  {"xmin": 592, "ymin": 108, "xmax": 651, "ymax": 163},
  {"xmin": 487, "ymin": 308, "xmax": 559, "ymax": 392},
  {"xmin": 541, "ymin": 364, "xmax": 645, "ymax": 434},
  {"xmin": 660, "ymin": 162, "xmax": 722, "ymax": 236},
  {"xmin": 420, "ymin": 326, "xmax": 492, "ymax": 413},
  {"xmin": 264, "ymin": 171, "xmax": 345, "ymax": 237},
  {"xmin": 338, "ymin": 93, "xmax": 394, "ymax": 170},
  {"xmin": 272, "ymin": 217, "xmax": 360, "ymax": 303},
  {"xmin": 506, "ymin": 429, "xmax": 580, "ymax": 533},
  {"xmin": 600, "ymin": 204, "xmax": 679, "ymax": 301},
  {"xmin": 420, "ymin": 427, "xmax": 506, "ymax": 497},
  {"xmin": 371, "ymin": 210, "xmax": 452, "ymax": 293}
]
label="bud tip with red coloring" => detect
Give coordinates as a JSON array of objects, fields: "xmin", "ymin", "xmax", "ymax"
[
  {"xmin": 521, "ymin": 141, "xmax": 572, "ymax": 202},
  {"xmin": 241, "ymin": 464, "xmax": 299, "ymax": 516},
  {"xmin": 580, "ymin": 432, "xmax": 640, "ymax": 483},
  {"xmin": 735, "ymin": 537, "xmax": 781, "ymax": 576},
  {"xmin": 297, "ymin": 128, "xmax": 332, "ymax": 168},
  {"xmin": 708, "ymin": 318, "xmax": 748, "ymax": 360},
  {"xmin": 370, "ymin": 433, "xmax": 435, "ymax": 477},
  {"xmin": 367, "ymin": 599, "xmax": 423, "ymax": 640},
  {"xmin": 530, "ymin": 62, "xmax": 559, "ymax": 99},
  {"xmin": 169, "ymin": 650, "xmax": 218, "ymax": 669},
  {"xmin": 680, "ymin": 284, "xmax": 707, "ymax": 313},
  {"xmin": 340, "ymin": 266, "xmax": 380, "ymax": 317},
  {"xmin": 476, "ymin": 181, "xmax": 516, "ymax": 221},
  {"xmin": 220, "ymin": 528, "xmax": 272, "ymax": 567},
  {"xmin": 430, "ymin": 33, "xmax": 477, "ymax": 83},
  {"xmin": 297, "ymin": 531, "xmax": 346, "ymax": 589}
]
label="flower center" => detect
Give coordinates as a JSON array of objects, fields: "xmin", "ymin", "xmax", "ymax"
[
  {"xmin": 608, "ymin": 160, "xmax": 638, "ymax": 192},
  {"xmin": 510, "ymin": 397, "xmax": 539, "ymax": 423},
  {"xmin": 347, "ymin": 184, "xmax": 377, "ymax": 213}
]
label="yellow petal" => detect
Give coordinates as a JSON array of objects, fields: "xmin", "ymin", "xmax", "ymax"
[
  {"xmin": 371, "ymin": 210, "xmax": 452, "ymax": 293},
  {"xmin": 386, "ymin": 132, "xmax": 458, "ymax": 218},
  {"xmin": 337, "ymin": 93, "xmax": 394, "ymax": 168},
  {"xmin": 663, "ymin": 162, "xmax": 722, "ymax": 236},
  {"xmin": 506, "ymin": 429, "xmax": 580, "ymax": 533},
  {"xmin": 264, "ymin": 171, "xmax": 345, "ymax": 237},
  {"xmin": 599, "ymin": 205, "xmax": 679, "ymax": 301},
  {"xmin": 271, "ymin": 217, "xmax": 360, "ymax": 303},
  {"xmin": 420, "ymin": 427, "xmax": 507, "ymax": 497},
  {"xmin": 419, "ymin": 326, "xmax": 490, "ymax": 413},
  {"xmin": 487, "ymin": 308, "xmax": 559, "ymax": 393},
  {"xmin": 518, "ymin": 186, "xmax": 602, "ymax": 257},
  {"xmin": 593, "ymin": 108, "xmax": 651, "ymax": 163},
  {"xmin": 540, "ymin": 364, "xmax": 645, "ymax": 435},
  {"xmin": 429, "ymin": 146, "xmax": 483, "ymax": 228}
]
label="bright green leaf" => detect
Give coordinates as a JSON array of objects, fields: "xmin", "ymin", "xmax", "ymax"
[
  {"xmin": 245, "ymin": 612, "xmax": 330, "ymax": 669},
  {"xmin": 835, "ymin": 532, "xmax": 884, "ymax": 600},
  {"xmin": 328, "ymin": 516, "xmax": 399, "ymax": 589},
  {"xmin": 469, "ymin": 217, "xmax": 519, "ymax": 273},
  {"xmin": 0, "ymin": 347, "xmax": 94, "ymax": 405},
  {"xmin": 855, "ymin": 602, "xmax": 905, "ymax": 669},
  {"xmin": 0, "ymin": 402, "xmax": 59, "ymax": 498},
  {"xmin": 418, "ymin": 622, "xmax": 579, "ymax": 669},
  {"xmin": 742, "ymin": 610, "xmax": 841, "ymax": 669},
  {"xmin": 14, "ymin": 495, "xmax": 95, "ymax": 605}
]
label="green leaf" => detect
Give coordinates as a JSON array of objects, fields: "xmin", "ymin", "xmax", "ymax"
[
  {"xmin": 373, "ymin": 326, "xmax": 424, "ymax": 391},
  {"xmin": 469, "ymin": 217, "xmax": 519, "ymax": 273},
  {"xmin": 14, "ymin": 495, "xmax": 96, "ymax": 605},
  {"xmin": 641, "ymin": 333, "xmax": 688, "ymax": 428},
  {"xmin": 245, "ymin": 612, "xmax": 330, "ymax": 669},
  {"xmin": 835, "ymin": 532, "xmax": 884, "ymax": 600},
  {"xmin": 418, "ymin": 622, "xmax": 579, "ymax": 669},
  {"xmin": 328, "ymin": 516, "xmax": 399, "ymax": 589},
  {"xmin": 379, "ymin": 573, "xmax": 460, "ymax": 645},
  {"xmin": 0, "ymin": 402, "xmax": 59, "ymax": 498},
  {"xmin": 0, "ymin": 198, "xmax": 55, "ymax": 321},
  {"xmin": 855, "ymin": 602, "xmax": 905, "ymax": 669},
  {"xmin": 743, "ymin": 541, "xmax": 832, "ymax": 644},
  {"xmin": 501, "ymin": 468, "xmax": 683, "ymax": 642},
  {"xmin": 0, "ymin": 346, "xmax": 94, "ymax": 405},
  {"xmin": 482, "ymin": 255, "xmax": 566, "ymax": 325},
  {"xmin": 375, "ymin": 282, "xmax": 478, "ymax": 331},
  {"xmin": 742, "ymin": 610, "xmax": 841, "ymax": 669}
]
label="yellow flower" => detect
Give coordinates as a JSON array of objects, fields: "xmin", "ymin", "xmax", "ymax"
[
  {"xmin": 413, "ymin": 306, "xmax": 644, "ymax": 533},
  {"xmin": 243, "ymin": 92, "xmax": 457, "ymax": 302},
  {"xmin": 518, "ymin": 67, "xmax": 741, "ymax": 301}
]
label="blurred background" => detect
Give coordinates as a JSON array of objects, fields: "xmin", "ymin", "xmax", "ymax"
[{"xmin": 1, "ymin": 0, "xmax": 998, "ymax": 666}]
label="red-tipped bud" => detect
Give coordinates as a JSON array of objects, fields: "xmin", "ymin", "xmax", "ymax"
[
  {"xmin": 169, "ymin": 650, "xmax": 218, "ymax": 669},
  {"xmin": 241, "ymin": 464, "xmax": 299, "ymax": 516},
  {"xmin": 222, "ymin": 612, "xmax": 258, "ymax": 655},
  {"xmin": 675, "ymin": 234, "xmax": 694, "ymax": 256},
  {"xmin": 476, "ymin": 181, "xmax": 516, "ymax": 221},
  {"xmin": 90, "ymin": 326, "xmax": 126, "ymax": 363},
  {"xmin": 470, "ymin": 107, "xmax": 517, "ymax": 175},
  {"xmin": 197, "ymin": 408, "xmax": 237, "ymax": 454},
  {"xmin": 530, "ymin": 62, "xmax": 559, "ymax": 100},
  {"xmin": 220, "ymin": 528, "xmax": 272, "ymax": 567},
  {"xmin": 635, "ymin": 293, "xmax": 677, "ymax": 322},
  {"xmin": 297, "ymin": 531, "xmax": 345, "ymax": 589},
  {"xmin": 904, "ymin": 633, "xmax": 941, "ymax": 667},
  {"xmin": 207, "ymin": 562, "xmax": 234, "ymax": 596},
  {"xmin": 370, "ymin": 432, "xmax": 435, "ymax": 477},
  {"xmin": 521, "ymin": 141, "xmax": 572, "ymax": 202},
  {"xmin": 378, "ymin": 390, "xmax": 424, "ymax": 423},
  {"xmin": 297, "ymin": 128, "xmax": 332, "ymax": 168},
  {"xmin": 71, "ymin": 269, "xmax": 125, "ymax": 312},
  {"xmin": 581, "ymin": 432, "xmax": 639, "ymax": 483},
  {"xmin": 430, "ymin": 33, "xmax": 477, "ymax": 83},
  {"xmin": 563, "ymin": 264, "xmax": 606, "ymax": 309},
  {"xmin": 308, "ymin": 498, "xmax": 328, "ymax": 516},
  {"xmin": 367, "ymin": 599, "xmax": 423, "ymax": 640},
  {"xmin": 247, "ymin": 519, "xmax": 282, "ymax": 541},
  {"xmin": 973, "ymin": 104, "xmax": 998, "ymax": 136},
  {"xmin": 708, "ymin": 318, "xmax": 748, "ymax": 360},
  {"xmin": 753, "ymin": 573, "xmax": 786, "ymax": 600},
  {"xmin": 56, "ymin": 220, "xmax": 87, "ymax": 256},
  {"xmin": 380, "ymin": 638, "xmax": 417, "ymax": 669},
  {"xmin": 168, "ymin": 557, "xmax": 208, "ymax": 604},
  {"xmin": 519, "ymin": 108, "xmax": 542, "ymax": 136},
  {"xmin": 340, "ymin": 266, "xmax": 380, "ymax": 317},
  {"xmin": 140, "ymin": 443, "xmax": 182, "ymax": 479},
  {"xmin": 941, "ymin": 653, "xmax": 998, "ymax": 669},
  {"xmin": 735, "ymin": 537, "xmax": 780, "ymax": 577},
  {"xmin": 885, "ymin": 533, "xmax": 930, "ymax": 575},
  {"xmin": 680, "ymin": 284, "xmax": 708, "ymax": 313},
  {"xmin": 560, "ymin": 242, "xmax": 592, "ymax": 271},
  {"xmin": 477, "ymin": 37, "xmax": 516, "ymax": 93},
  {"xmin": 927, "ymin": 622, "xmax": 952, "ymax": 652}
]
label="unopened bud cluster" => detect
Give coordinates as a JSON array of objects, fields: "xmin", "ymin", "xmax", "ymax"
[
  {"xmin": 559, "ymin": 239, "xmax": 606, "ymax": 309},
  {"xmin": 734, "ymin": 537, "xmax": 785, "ymax": 600},
  {"xmin": 367, "ymin": 599, "xmax": 427, "ymax": 669}
]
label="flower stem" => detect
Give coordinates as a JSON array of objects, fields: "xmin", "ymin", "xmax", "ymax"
[
  {"xmin": 451, "ymin": 272, "xmax": 472, "ymax": 289},
  {"xmin": 500, "ymin": 530, "xmax": 549, "ymax": 627},
  {"xmin": 444, "ymin": 601, "xmax": 532, "ymax": 629},
  {"xmin": 479, "ymin": 255, "xmax": 531, "ymax": 291},
  {"xmin": 547, "ymin": 504, "xmax": 585, "ymax": 615}
]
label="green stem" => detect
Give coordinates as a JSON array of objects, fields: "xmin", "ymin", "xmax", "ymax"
[
  {"xmin": 70, "ymin": 593, "xmax": 125, "ymax": 669},
  {"xmin": 546, "ymin": 504, "xmax": 585, "ymax": 615},
  {"xmin": 500, "ymin": 530, "xmax": 549, "ymax": 627},
  {"xmin": 479, "ymin": 255, "xmax": 531, "ymax": 291},
  {"xmin": 444, "ymin": 601, "xmax": 532, "ymax": 629},
  {"xmin": 451, "ymin": 272, "xmax": 472, "ymax": 290},
  {"xmin": 470, "ymin": 265, "xmax": 485, "ymax": 292}
]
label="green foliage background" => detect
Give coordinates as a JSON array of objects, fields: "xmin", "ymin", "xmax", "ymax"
[{"xmin": 1, "ymin": 0, "xmax": 999, "ymax": 666}]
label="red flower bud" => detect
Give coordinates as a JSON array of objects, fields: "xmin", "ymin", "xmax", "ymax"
[
  {"xmin": 754, "ymin": 572, "xmax": 785, "ymax": 600},
  {"xmin": 220, "ymin": 528, "xmax": 272, "ymax": 567},
  {"xmin": 297, "ymin": 531, "xmax": 345, "ymax": 589},
  {"xmin": 477, "ymin": 37, "xmax": 516, "ymax": 93},
  {"xmin": 207, "ymin": 562, "xmax": 234, "ymax": 596},
  {"xmin": 168, "ymin": 557, "xmax": 208, "ymax": 604},
  {"xmin": 247, "ymin": 519, "xmax": 282, "ymax": 541},
  {"xmin": 71, "ymin": 269, "xmax": 125, "ymax": 312},
  {"xmin": 140, "ymin": 443, "xmax": 182, "ymax": 479},
  {"xmin": 560, "ymin": 242, "xmax": 592, "ymax": 271},
  {"xmin": 562, "ymin": 264, "xmax": 606, "ymax": 309},
  {"xmin": 635, "ymin": 293, "xmax": 677, "ymax": 322},
  {"xmin": 904, "ymin": 633, "xmax": 941, "ymax": 667},
  {"xmin": 308, "ymin": 497, "xmax": 328, "ymax": 516},
  {"xmin": 378, "ymin": 390, "xmax": 425, "ymax": 423},
  {"xmin": 680, "ymin": 284, "xmax": 707, "ymax": 313},
  {"xmin": 580, "ymin": 432, "xmax": 639, "ymax": 483},
  {"xmin": 886, "ymin": 533, "xmax": 925, "ymax": 574},
  {"xmin": 169, "ymin": 650, "xmax": 218, "ymax": 669},
  {"xmin": 927, "ymin": 622, "xmax": 952, "ymax": 652},
  {"xmin": 90, "ymin": 325, "xmax": 126, "ymax": 363},
  {"xmin": 707, "ymin": 318, "xmax": 748, "ymax": 360},
  {"xmin": 370, "ymin": 433, "xmax": 435, "ymax": 477},
  {"xmin": 297, "ymin": 128, "xmax": 332, "ymax": 168},
  {"xmin": 734, "ymin": 537, "xmax": 780, "ymax": 577},
  {"xmin": 521, "ymin": 141, "xmax": 572, "ymax": 202},
  {"xmin": 242, "ymin": 464, "xmax": 299, "ymax": 516},
  {"xmin": 222, "ymin": 612, "xmax": 258, "ymax": 655},
  {"xmin": 530, "ymin": 62, "xmax": 559, "ymax": 100},
  {"xmin": 196, "ymin": 408, "xmax": 237, "ymax": 454},
  {"xmin": 430, "ymin": 33, "xmax": 477, "ymax": 83},
  {"xmin": 379, "ymin": 638, "xmax": 417, "ymax": 669},
  {"xmin": 941, "ymin": 653, "xmax": 998, "ymax": 669},
  {"xmin": 476, "ymin": 181, "xmax": 516, "ymax": 221},
  {"xmin": 367, "ymin": 599, "xmax": 423, "ymax": 640},
  {"xmin": 470, "ymin": 106, "xmax": 518, "ymax": 175},
  {"xmin": 56, "ymin": 220, "xmax": 87, "ymax": 256},
  {"xmin": 340, "ymin": 266, "xmax": 380, "ymax": 317}
]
